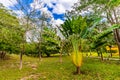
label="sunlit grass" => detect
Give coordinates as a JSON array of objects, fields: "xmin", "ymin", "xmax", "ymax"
[
  {"xmin": 83, "ymin": 52, "xmax": 119, "ymax": 58},
  {"xmin": 0, "ymin": 54, "xmax": 120, "ymax": 80}
]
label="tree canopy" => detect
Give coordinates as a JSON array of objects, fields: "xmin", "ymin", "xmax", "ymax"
[{"xmin": 0, "ymin": 3, "xmax": 23, "ymax": 53}]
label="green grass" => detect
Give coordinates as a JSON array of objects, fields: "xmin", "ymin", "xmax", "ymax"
[{"xmin": 0, "ymin": 54, "xmax": 120, "ymax": 80}]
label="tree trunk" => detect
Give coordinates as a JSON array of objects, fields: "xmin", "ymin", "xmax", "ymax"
[
  {"xmin": 0, "ymin": 51, "xmax": 6, "ymax": 59},
  {"xmin": 38, "ymin": 41, "xmax": 42, "ymax": 61},
  {"xmin": 19, "ymin": 52, "xmax": 22, "ymax": 70},
  {"xmin": 76, "ymin": 66, "xmax": 80, "ymax": 74},
  {"xmin": 113, "ymin": 29, "xmax": 120, "ymax": 61},
  {"xmin": 38, "ymin": 45, "xmax": 42, "ymax": 61},
  {"xmin": 96, "ymin": 49, "xmax": 100, "ymax": 57},
  {"xmin": 39, "ymin": 51, "xmax": 42, "ymax": 61},
  {"xmin": 89, "ymin": 50, "xmax": 92, "ymax": 57},
  {"xmin": 59, "ymin": 41, "xmax": 63, "ymax": 63},
  {"xmin": 3, "ymin": 51, "xmax": 6, "ymax": 59},
  {"xmin": 60, "ymin": 41, "xmax": 64, "ymax": 63},
  {"xmin": 59, "ymin": 52, "xmax": 62, "ymax": 63},
  {"xmin": 100, "ymin": 52, "xmax": 103, "ymax": 61},
  {"xmin": 20, "ymin": 43, "xmax": 24, "ymax": 70},
  {"xmin": 118, "ymin": 44, "xmax": 120, "ymax": 61},
  {"xmin": 110, "ymin": 47, "xmax": 112, "ymax": 57}
]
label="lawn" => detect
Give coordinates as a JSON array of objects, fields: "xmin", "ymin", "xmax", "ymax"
[{"xmin": 0, "ymin": 54, "xmax": 120, "ymax": 80}]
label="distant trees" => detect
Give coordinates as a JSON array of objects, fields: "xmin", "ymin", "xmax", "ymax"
[
  {"xmin": 41, "ymin": 27, "xmax": 60, "ymax": 57},
  {"xmin": 24, "ymin": 27, "xmax": 60, "ymax": 57}
]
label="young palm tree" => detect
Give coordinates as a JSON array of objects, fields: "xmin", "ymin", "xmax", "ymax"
[{"xmin": 59, "ymin": 16, "xmax": 88, "ymax": 74}]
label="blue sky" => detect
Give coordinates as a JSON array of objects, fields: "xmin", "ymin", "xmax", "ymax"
[{"xmin": 0, "ymin": 0, "xmax": 78, "ymax": 26}]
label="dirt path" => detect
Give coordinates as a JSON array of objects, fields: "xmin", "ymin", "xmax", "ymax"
[{"xmin": 20, "ymin": 73, "xmax": 40, "ymax": 80}]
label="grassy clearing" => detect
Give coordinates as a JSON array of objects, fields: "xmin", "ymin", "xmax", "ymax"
[{"xmin": 0, "ymin": 54, "xmax": 120, "ymax": 80}]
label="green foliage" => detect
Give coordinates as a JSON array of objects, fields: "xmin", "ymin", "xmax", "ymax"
[
  {"xmin": 108, "ymin": 0, "xmax": 120, "ymax": 8},
  {"xmin": 41, "ymin": 27, "xmax": 60, "ymax": 56},
  {"xmin": 93, "ymin": 24, "xmax": 120, "ymax": 40},
  {"xmin": 60, "ymin": 16, "xmax": 87, "ymax": 39},
  {"xmin": 61, "ymin": 40, "xmax": 73, "ymax": 55},
  {"xmin": 91, "ymin": 24, "xmax": 120, "ymax": 49},
  {"xmin": 0, "ymin": 4, "xmax": 19, "ymax": 28},
  {"xmin": 59, "ymin": 15, "xmax": 90, "ymax": 55},
  {"xmin": 24, "ymin": 43, "xmax": 37, "ymax": 56},
  {"xmin": 60, "ymin": 14, "xmax": 106, "ymax": 53},
  {"xmin": 0, "ymin": 4, "xmax": 23, "ymax": 53}
]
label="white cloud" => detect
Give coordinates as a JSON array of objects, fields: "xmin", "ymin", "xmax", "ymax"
[
  {"xmin": 58, "ymin": 0, "xmax": 78, "ymax": 12},
  {"xmin": 40, "ymin": 7, "xmax": 53, "ymax": 18},
  {"xmin": 47, "ymin": 3, "xmax": 54, "ymax": 8},
  {"xmin": 41, "ymin": 0, "xmax": 78, "ymax": 14},
  {"xmin": 50, "ymin": 18, "xmax": 64, "ymax": 38},
  {"xmin": 51, "ymin": 18, "xmax": 64, "ymax": 27},
  {"xmin": 42, "ymin": 0, "xmax": 57, "ymax": 5},
  {"xmin": 0, "ymin": 0, "xmax": 17, "ymax": 8},
  {"xmin": 30, "ymin": 0, "xmax": 53, "ymax": 18},
  {"xmin": 52, "ymin": 3, "xmax": 65, "ymax": 14},
  {"xmin": 14, "ymin": 10, "xmax": 24, "ymax": 17},
  {"xmin": 30, "ymin": 0, "xmax": 44, "ymax": 10},
  {"xmin": 54, "ymin": 19, "xmax": 64, "ymax": 25}
]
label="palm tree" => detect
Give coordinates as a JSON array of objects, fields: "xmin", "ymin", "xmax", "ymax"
[{"xmin": 59, "ymin": 15, "xmax": 88, "ymax": 74}]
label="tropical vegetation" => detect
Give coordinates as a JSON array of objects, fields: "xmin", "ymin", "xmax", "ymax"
[{"xmin": 0, "ymin": 0, "xmax": 120, "ymax": 79}]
